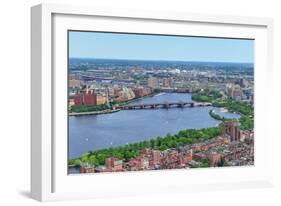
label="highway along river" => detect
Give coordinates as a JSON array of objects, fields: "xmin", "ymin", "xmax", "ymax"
[{"xmin": 68, "ymin": 93, "xmax": 240, "ymax": 159}]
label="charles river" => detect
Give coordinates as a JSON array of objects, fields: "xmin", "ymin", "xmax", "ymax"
[{"xmin": 69, "ymin": 93, "xmax": 240, "ymax": 159}]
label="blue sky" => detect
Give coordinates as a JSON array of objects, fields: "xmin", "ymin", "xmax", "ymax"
[{"xmin": 69, "ymin": 31, "xmax": 254, "ymax": 63}]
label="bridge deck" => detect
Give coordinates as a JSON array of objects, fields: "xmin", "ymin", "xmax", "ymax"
[{"xmin": 116, "ymin": 101, "xmax": 212, "ymax": 110}]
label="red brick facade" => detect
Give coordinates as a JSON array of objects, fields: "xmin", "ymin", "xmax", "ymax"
[{"xmin": 74, "ymin": 91, "xmax": 97, "ymax": 106}]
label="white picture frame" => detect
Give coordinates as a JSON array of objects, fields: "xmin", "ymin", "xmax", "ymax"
[{"xmin": 31, "ymin": 3, "xmax": 274, "ymax": 202}]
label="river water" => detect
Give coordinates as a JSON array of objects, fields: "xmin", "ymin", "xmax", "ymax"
[{"xmin": 69, "ymin": 93, "xmax": 239, "ymax": 159}]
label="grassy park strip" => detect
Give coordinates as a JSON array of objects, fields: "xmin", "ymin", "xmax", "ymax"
[{"xmin": 68, "ymin": 126, "xmax": 222, "ymax": 168}]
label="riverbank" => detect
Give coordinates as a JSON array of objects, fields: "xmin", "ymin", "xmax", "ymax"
[
  {"xmin": 68, "ymin": 125, "xmax": 222, "ymax": 167},
  {"xmin": 68, "ymin": 92, "xmax": 240, "ymax": 159},
  {"xmin": 69, "ymin": 109, "xmax": 120, "ymax": 116},
  {"xmin": 192, "ymin": 90, "xmax": 254, "ymax": 130},
  {"xmin": 208, "ymin": 109, "xmax": 237, "ymax": 122},
  {"xmin": 69, "ymin": 92, "xmax": 162, "ymax": 116},
  {"xmin": 118, "ymin": 91, "xmax": 163, "ymax": 105},
  {"xmin": 209, "ymin": 109, "xmax": 225, "ymax": 121}
]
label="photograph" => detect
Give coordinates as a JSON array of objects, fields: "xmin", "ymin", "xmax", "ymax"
[{"xmin": 67, "ymin": 31, "xmax": 254, "ymax": 174}]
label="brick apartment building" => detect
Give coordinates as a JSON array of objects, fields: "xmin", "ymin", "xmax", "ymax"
[
  {"xmin": 223, "ymin": 121, "xmax": 240, "ymax": 142},
  {"xmin": 74, "ymin": 91, "xmax": 97, "ymax": 106}
]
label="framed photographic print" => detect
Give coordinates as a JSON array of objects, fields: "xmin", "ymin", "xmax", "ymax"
[{"xmin": 31, "ymin": 3, "xmax": 274, "ymax": 201}]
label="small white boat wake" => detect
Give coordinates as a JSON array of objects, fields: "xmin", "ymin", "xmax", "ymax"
[{"xmin": 154, "ymin": 92, "xmax": 165, "ymax": 97}]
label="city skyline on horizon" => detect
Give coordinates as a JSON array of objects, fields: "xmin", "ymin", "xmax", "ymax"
[
  {"xmin": 69, "ymin": 31, "xmax": 254, "ymax": 63},
  {"xmin": 69, "ymin": 57, "xmax": 254, "ymax": 65}
]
